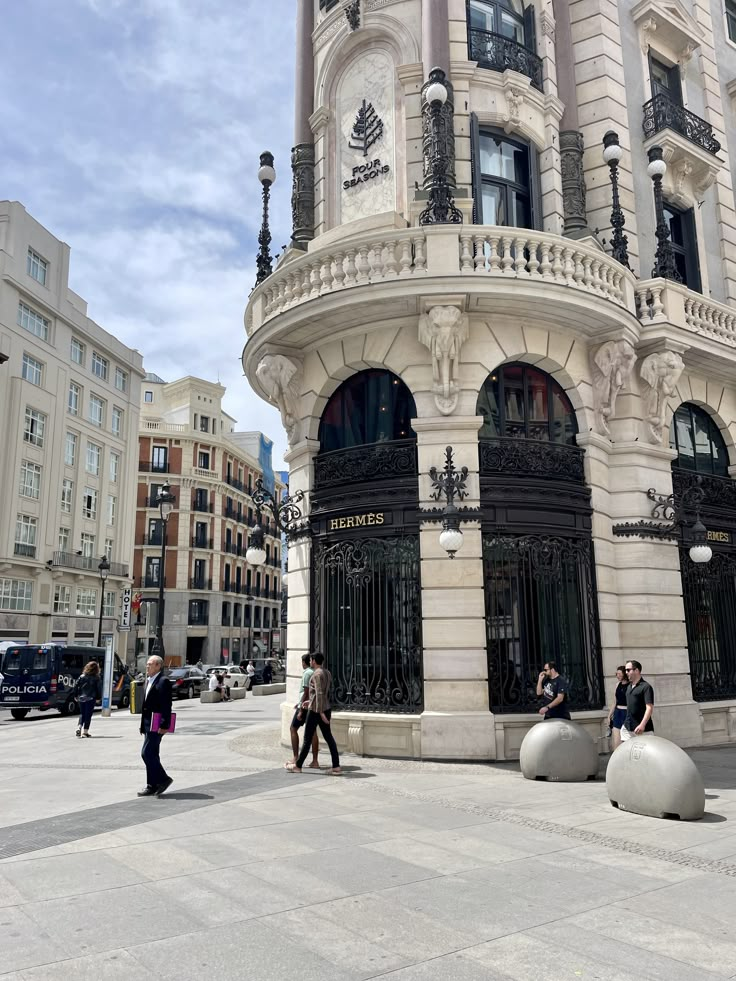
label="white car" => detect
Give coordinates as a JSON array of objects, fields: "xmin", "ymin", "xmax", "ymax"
[{"xmin": 205, "ymin": 664, "xmax": 248, "ymax": 688}]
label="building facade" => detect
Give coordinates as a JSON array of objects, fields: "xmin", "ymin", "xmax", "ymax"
[
  {"xmin": 130, "ymin": 375, "xmax": 283, "ymax": 668},
  {"xmin": 0, "ymin": 201, "xmax": 143, "ymax": 651},
  {"xmin": 243, "ymin": 0, "xmax": 736, "ymax": 759}
]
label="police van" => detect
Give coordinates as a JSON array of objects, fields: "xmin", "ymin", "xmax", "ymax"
[{"xmin": 0, "ymin": 644, "xmax": 131, "ymax": 720}]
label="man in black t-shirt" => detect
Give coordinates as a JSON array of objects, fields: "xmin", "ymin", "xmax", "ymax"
[
  {"xmin": 622, "ymin": 660, "xmax": 654, "ymax": 741},
  {"xmin": 536, "ymin": 662, "xmax": 571, "ymax": 720}
]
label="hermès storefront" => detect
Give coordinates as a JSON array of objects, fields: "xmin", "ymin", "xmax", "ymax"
[{"xmin": 242, "ymin": 0, "xmax": 736, "ymax": 759}]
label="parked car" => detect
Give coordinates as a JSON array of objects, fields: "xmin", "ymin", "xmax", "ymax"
[
  {"xmin": 249, "ymin": 658, "xmax": 285, "ymax": 686},
  {"xmin": 204, "ymin": 664, "xmax": 248, "ymax": 688},
  {"xmin": 169, "ymin": 667, "xmax": 207, "ymax": 699}
]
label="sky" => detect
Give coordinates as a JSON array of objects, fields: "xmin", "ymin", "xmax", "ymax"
[{"xmin": 1, "ymin": 0, "xmax": 297, "ymax": 467}]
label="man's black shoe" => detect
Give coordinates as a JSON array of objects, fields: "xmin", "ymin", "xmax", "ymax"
[
  {"xmin": 137, "ymin": 786, "xmax": 156, "ymax": 797},
  {"xmin": 156, "ymin": 777, "xmax": 174, "ymax": 796}
]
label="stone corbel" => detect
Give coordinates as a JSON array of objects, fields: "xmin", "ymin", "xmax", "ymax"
[
  {"xmin": 639, "ymin": 350, "xmax": 684, "ymax": 444},
  {"xmin": 590, "ymin": 339, "xmax": 637, "ymax": 437},
  {"xmin": 640, "ymin": 16, "xmax": 657, "ymax": 54},
  {"xmin": 418, "ymin": 304, "xmax": 469, "ymax": 416},
  {"xmin": 541, "ymin": 10, "xmax": 556, "ymax": 43},
  {"xmin": 255, "ymin": 353, "xmax": 304, "ymax": 446},
  {"xmin": 678, "ymin": 42, "xmax": 696, "ymax": 78},
  {"xmin": 503, "ymin": 85, "xmax": 524, "ymax": 135}
]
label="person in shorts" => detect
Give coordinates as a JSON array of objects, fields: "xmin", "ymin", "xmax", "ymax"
[
  {"xmin": 607, "ymin": 665, "xmax": 629, "ymax": 749},
  {"xmin": 288, "ymin": 654, "xmax": 319, "ymax": 768},
  {"xmin": 536, "ymin": 661, "xmax": 571, "ymax": 720},
  {"xmin": 621, "ymin": 660, "xmax": 654, "ymax": 741}
]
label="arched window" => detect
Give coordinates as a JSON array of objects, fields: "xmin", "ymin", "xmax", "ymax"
[
  {"xmin": 670, "ymin": 403, "xmax": 729, "ymax": 476},
  {"xmin": 476, "ymin": 363, "xmax": 577, "ymax": 445},
  {"xmin": 318, "ymin": 370, "xmax": 416, "ymax": 453}
]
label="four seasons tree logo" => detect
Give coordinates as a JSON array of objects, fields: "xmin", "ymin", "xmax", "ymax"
[{"xmin": 349, "ymin": 100, "xmax": 384, "ymax": 155}]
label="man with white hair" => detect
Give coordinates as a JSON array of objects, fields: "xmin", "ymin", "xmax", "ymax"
[{"xmin": 138, "ymin": 655, "xmax": 173, "ymax": 797}]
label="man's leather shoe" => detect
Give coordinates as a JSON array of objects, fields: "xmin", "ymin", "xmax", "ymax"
[
  {"xmin": 137, "ymin": 785, "xmax": 156, "ymax": 797},
  {"xmin": 156, "ymin": 777, "xmax": 174, "ymax": 796}
]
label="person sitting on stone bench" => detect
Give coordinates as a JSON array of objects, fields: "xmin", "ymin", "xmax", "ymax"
[{"xmin": 209, "ymin": 671, "xmax": 230, "ymax": 702}]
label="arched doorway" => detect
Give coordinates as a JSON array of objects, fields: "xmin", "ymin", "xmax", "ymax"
[
  {"xmin": 672, "ymin": 403, "xmax": 736, "ymax": 701},
  {"xmin": 477, "ymin": 363, "xmax": 604, "ymax": 714},
  {"xmin": 311, "ymin": 370, "xmax": 423, "ymax": 713}
]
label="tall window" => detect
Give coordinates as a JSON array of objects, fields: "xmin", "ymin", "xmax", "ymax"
[
  {"xmin": 477, "ymin": 363, "xmax": 577, "ymax": 444},
  {"xmin": 27, "ymin": 248, "xmax": 48, "ymax": 285},
  {"xmin": 76, "ymin": 588, "xmax": 98, "ymax": 616},
  {"xmin": 0, "ymin": 578, "xmax": 33, "ymax": 611},
  {"xmin": 318, "ymin": 370, "xmax": 417, "ymax": 452},
  {"xmin": 104, "ymin": 538, "xmax": 113, "ymax": 561},
  {"xmin": 80, "ymin": 533, "xmax": 96, "ymax": 558},
  {"xmin": 664, "ymin": 204, "xmax": 701, "ymax": 292},
  {"xmin": 114, "ymin": 367, "xmax": 127, "ymax": 392},
  {"xmin": 70, "ymin": 338, "xmax": 85, "ymax": 365},
  {"xmin": 152, "ymin": 446, "xmax": 167, "ymax": 472},
  {"xmin": 82, "ymin": 487, "xmax": 98, "ymax": 519},
  {"xmin": 144, "ymin": 390, "xmax": 153, "ymax": 403},
  {"xmin": 18, "ymin": 301, "xmax": 50, "ymax": 341},
  {"xmin": 61, "ymin": 478, "xmax": 74, "ymax": 513},
  {"xmin": 112, "ymin": 406, "xmax": 123, "ymax": 436},
  {"xmin": 19, "ymin": 461, "xmax": 41, "ymax": 499},
  {"xmin": 59, "ymin": 526, "xmax": 70, "ymax": 551},
  {"xmin": 109, "ymin": 451, "xmax": 119, "ymax": 483},
  {"xmin": 103, "ymin": 590, "xmax": 116, "ymax": 617},
  {"xmin": 89, "ymin": 394, "xmax": 105, "ymax": 427},
  {"xmin": 198, "ymin": 450, "xmax": 210, "ymax": 469},
  {"xmin": 727, "ymin": 0, "xmax": 736, "ymax": 42},
  {"xmin": 54, "ymin": 585, "xmax": 71, "ymax": 614},
  {"xmin": 107, "ymin": 495, "xmax": 117, "ymax": 526},
  {"xmin": 86, "ymin": 441, "xmax": 101, "ymax": 476},
  {"xmin": 22, "ymin": 354, "xmax": 43, "ymax": 386},
  {"xmin": 65, "ymin": 431, "xmax": 77, "ymax": 466},
  {"xmin": 15, "ymin": 515, "xmax": 37, "ymax": 556},
  {"xmin": 474, "ymin": 130, "xmax": 533, "ymax": 228},
  {"xmin": 468, "ymin": 0, "xmax": 525, "ymax": 44},
  {"xmin": 68, "ymin": 382, "xmax": 80, "ymax": 415},
  {"xmin": 671, "ymin": 403, "xmax": 729, "ymax": 475},
  {"xmin": 650, "ymin": 54, "xmax": 682, "ymax": 105},
  {"xmin": 24, "ymin": 407, "xmax": 46, "ymax": 448},
  {"xmin": 91, "ymin": 353, "xmax": 108, "ymax": 380}
]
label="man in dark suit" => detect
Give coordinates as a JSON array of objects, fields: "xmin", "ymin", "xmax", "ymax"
[{"xmin": 138, "ymin": 654, "xmax": 173, "ymax": 797}]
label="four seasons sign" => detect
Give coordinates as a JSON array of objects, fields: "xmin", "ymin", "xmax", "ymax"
[{"xmin": 343, "ymin": 99, "xmax": 391, "ymax": 191}]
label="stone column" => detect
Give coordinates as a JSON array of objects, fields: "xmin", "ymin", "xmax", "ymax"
[
  {"xmin": 553, "ymin": 0, "xmax": 590, "ymax": 239},
  {"xmin": 291, "ymin": 0, "xmax": 315, "ymax": 249},
  {"xmin": 422, "ymin": 0, "xmax": 450, "ymax": 76},
  {"xmin": 414, "ymin": 416, "xmax": 495, "ymax": 760}
]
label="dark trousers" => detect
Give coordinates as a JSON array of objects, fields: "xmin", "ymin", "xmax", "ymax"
[
  {"xmin": 296, "ymin": 710, "xmax": 339, "ymax": 769},
  {"xmin": 141, "ymin": 728, "xmax": 169, "ymax": 787},
  {"xmin": 78, "ymin": 699, "xmax": 95, "ymax": 730}
]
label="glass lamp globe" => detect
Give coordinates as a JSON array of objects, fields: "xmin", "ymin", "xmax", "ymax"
[
  {"xmin": 246, "ymin": 545, "xmax": 267, "ymax": 567},
  {"xmin": 258, "ymin": 164, "xmax": 276, "ymax": 185},
  {"xmin": 439, "ymin": 526, "xmax": 464, "ymax": 558},
  {"xmin": 647, "ymin": 157, "xmax": 667, "ymax": 178},
  {"xmin": 689, "ymin": 543, "xmax": 712, "ymax": 564},
  {"xmin": 602, "ymin": 142, "xmax": 622, "ymax": 164},
  {"xmin": 426, "ymin": 80, "xmax": 448, "ymax": 106}
]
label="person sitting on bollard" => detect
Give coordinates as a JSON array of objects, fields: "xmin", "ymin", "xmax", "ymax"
[
  {"xmin": 607, "ymin": 665, "xmax": 629, "ymax": 749},
  {"xmin": 621, "ymin": 660, "xmax": 653, "ymax": 742},
  {"xmin": 536, "ymin": 661, "xmax": 571, "ymax": 720}
]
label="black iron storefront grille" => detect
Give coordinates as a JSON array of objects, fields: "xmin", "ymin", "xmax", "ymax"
[
  {"xmin": 468, "ymin": 28, "xmax": 543, "ymax": 91},
  {"xmin": 681, "ymin": 551, "xmax": 736, "ymax": 702},
  {"xmin": 479, "ymin": 437, "xmax": 586, "ymax": 483},
  {"xmin": 312, "ymin": 536, "xmax": 423, "ymax": 713},
  {"xmin": 314, "ymin": 440, "xmax": 417, "ymax": 491},
  {"xmin": 642, "ymin": 94, "xmax": 721, "ymax": 155},
  {"xmin": 483, "ymin": 533, "xmax": 604, "ymax": 713}
]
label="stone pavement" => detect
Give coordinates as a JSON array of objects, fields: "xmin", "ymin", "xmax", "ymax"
[{"xmin": 3, "ymin": 699, "xmax": 736, "ymax": 980}]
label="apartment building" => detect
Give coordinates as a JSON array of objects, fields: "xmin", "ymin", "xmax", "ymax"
[
  {"xmin": 130, "ymin": 375, "xmax": 284, "ymax": 667},
  {"xmin": 0, "ymin": 201, "xmax": 143, "ymax": 649}
]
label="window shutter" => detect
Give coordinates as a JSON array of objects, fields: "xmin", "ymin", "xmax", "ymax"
[{"xmin": 523, "ymin": 4, "xmax": 537, "ymax": 52}]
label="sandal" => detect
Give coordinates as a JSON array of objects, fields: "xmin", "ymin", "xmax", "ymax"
[{"xmin": 284, "ymin": 763, "xmax": 302, "ymax": 773}]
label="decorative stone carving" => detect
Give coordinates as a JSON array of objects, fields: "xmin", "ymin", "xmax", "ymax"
[
  {"xmin": 590, "ymin": 339, "xmax": 637, "ymax": 437},
  {"xmin": 672, "ymin": 158, "xmax": 693, "ymax": 203},
  {"xmin": 640, "ymin": 16, "xmax": 657, "ymax": 54},
  {"xmin": 290, "ymin": 143, "xmax": 315, "ymax": 250},
  {"xmin": 503, "ymin": 86, "xmax": 524, "ymax": 134},
  {"xmin": 541, "ymin": 10, "xmax": 556, "ymax": 42},
  {"xmin": 418, "ymin": 306, "xmax": 469, "ymax": 415},
  {"xmin": 559, "ymin": 130, "xmax": 589, "ymax": 237},
  {"xmin": 255, "ymin": 354, "xmax": 303, "ymax": 445},
  {"xmin": 678, "ymin": 41, "xmax": 696, "ymax": 76},
  {"xmin": 344, "ymin": 0, "xmax": 360, "ymax": 30},
  {"xmin": 640, "ymin": 351, "xmax": 684, "ymax": 443}
]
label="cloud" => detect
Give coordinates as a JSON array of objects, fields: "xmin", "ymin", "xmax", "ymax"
[{"xmin": 0, "ymin": 0, "xmax": 296, "ymax": 466}]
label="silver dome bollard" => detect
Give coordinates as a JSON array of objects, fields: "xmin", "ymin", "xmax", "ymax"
[
  {"xmin": 606, "ymin": 735, "xmax": 705, "ymax": 820},
  {"xmin": 520, "ymin": 719, "xmax": 599, "ymax": 782}
]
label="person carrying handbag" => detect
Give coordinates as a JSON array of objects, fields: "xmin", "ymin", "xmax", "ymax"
[{"xmin": 74, "ymin": 661, "xmax": 102, "ymax": 738}]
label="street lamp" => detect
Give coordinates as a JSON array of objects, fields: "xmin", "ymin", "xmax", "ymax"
[
  {"xmin": 255, "ymin": 151, "xmax": 276, "ymax": 287},
  {"xmin": 96, "ymin": 555, "xmax": 110, "ymax": 646},
  {"xmin": 419, "ymin": 68, "xmax": 463, "ymax": 227},
  {"xmin": 425, "ymin": 446, "xmax": 474, "ymax": 559},
  {"xmin": 602, "ymin": 131, "xmax": 631, "ymax": 270},
  {"xmin": 245, "ymin": 477, "xmax": 305, "ymax": 568},
  {"xmin": 647, "ymin": 145, "xmax": 681, "ymax": 282},
  {"xmin": 612, "ymin": 476, "xmax": 711, "ymax": 564},
  {"xmin": 152, "ymin": 480, "xmax": 176, "ymax": 660}
]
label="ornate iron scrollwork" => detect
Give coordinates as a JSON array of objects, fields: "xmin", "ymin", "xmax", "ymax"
[
  {"xmin": 468, "ymin": 28, "xmax": 543, "ymax": 91},
  {"xmin": 479, "ymin": 438, "xmax": 586, "ymax": 483},
  {"xmin": 290, "ymin": 143, "xmax": 315, "ymax": 250},
  {"xmin": 642, "ymin": 94, "xmax": 721, "ymax": 155},
  {"xmin": 680, "ymin": 548, "xmax": 736, "ymax": 702},
  {"xmin": 314, "ymin": 439, "xmax": 417, "ymax": 490}
]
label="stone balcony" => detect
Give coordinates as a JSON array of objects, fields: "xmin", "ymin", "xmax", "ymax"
[{"xmin": 244, "ymin": 223, "xmax": 639, "ymax": 360}]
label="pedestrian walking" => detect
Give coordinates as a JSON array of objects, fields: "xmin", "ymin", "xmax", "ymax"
[
  {"xmin": 621, "ymin": 660, "xmax": 654, "ymax": 742},
  {"xmin": 607, "ymin": 665, "xmax": 629, "ymax": 749},
  {"xmin": 287, "ymin": 654, "xmax": 319, "ymax": 769},
  {"xmin": 262, "ymin": 661, "xmax": 273, "ymax": 685},
  {"xmin": 74, "ymin": 661, "xmax": 102, "ymax": 738},
  {"xmin": 536, "ymin": 661, "xmax": 571, "ymax": 720},
  {"xmin": 285, "ymin": 653, "xmax": 341, "ymax": 774},
  {"xmin": 246, "ymin": 660, "xmax": 256, "ymax": 690},
  {"xmin": 138, "ymin": 655, "xmax": 174, "ymax": 797}
]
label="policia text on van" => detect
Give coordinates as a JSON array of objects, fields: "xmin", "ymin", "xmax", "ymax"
[{"xmin": 0, "ymin": 645, "xmax": 131, "ymax": 720}]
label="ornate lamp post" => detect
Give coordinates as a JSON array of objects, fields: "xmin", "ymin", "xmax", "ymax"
[
  {"xmin": 419, "ymin": 68, "xmax": 463, "ymax": 227},
  {"xmin": 96, "ymin": 556, "xmax": 110, "ymax": 647},
  {"xmin": 602, "ymin": 131, "xmax": 631, "ymax": 270},
  {"xmin": 255, "ymin": 151, "xmax": 276, "ymax": 287},
  {"xmin": 647, "ymin": 145, "xmax": 680, "ymax": 282},
  {"xmin": 612, "ymin": 476, "xmax": 711, "ymax": 564},
  {"xmin": 152, "ymin": 481, "xmax": 176, "ymax": 659},
  {"xmin": 426, "ymin": 446, "xmax": 472, "ymax": 559},
  {"xmin": 245, "ymin": 477, "xmax": 305, "ymax": 569}
]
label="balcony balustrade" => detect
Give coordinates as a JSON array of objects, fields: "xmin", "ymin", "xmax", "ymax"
[
  {"xmin": 189, "ymin": 577, "xmax": 212, "ymax": 591},
  {"xmin": 642, "ymin": 94, "xmax": 721, "ymax": 155},
  {"xmin": 467, "ymin": 27, "xmax": 543, "ymax": 91},
  {"xmin": 191, "ymin": 537, "xmax": 214, "ymax": 550},
  {"xmin": 142, "ymin": 533, "xmax": 163, "ymax": 546},
  {"xmin": 139, "ymin": 461, "xmax": 170, "ymax": 474},
  {"xmin": 225, "ymin": 474, "xmax": 246, "ymax": 492},
  {"xmin": 53, "ymin": 551, "xmax": 129, "ymax": 577},
  {"xmin": 192, "ymin": 499, "xmax": 213, "ymax": 513}
]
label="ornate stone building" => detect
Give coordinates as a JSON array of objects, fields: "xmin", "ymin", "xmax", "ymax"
[{"xmin": 243, "ymin": 0, "xmax": 736, "ymax": 759}]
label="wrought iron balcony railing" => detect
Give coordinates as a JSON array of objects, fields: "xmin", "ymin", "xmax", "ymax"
[
  {"xmin": 142, "ymin": 533, "xmax": 163, "ymax": 546},
  {"xmin": 53, "ymin": 551, "xmax": 129, "ymax": 578},
  {"xmin": 642, "ymin": 94, "xmax": 721, "ymax": 155},
  {"xmin": 189, "ymin": 577, "xmax": 212, "ymax": 591},
  {"xmin": 188, "ymin": 614, "xmax": 209, "ymax": 626},
  {"xmin": 314, "ymin": 439, "xmax": 418, "ymax": 491},
  {"xmin": 468, "ymin": 27, "xmax": 543, "ymax": 91},
  {"xmin": 192, "ymin": 499, "xmax": 213, "ymax": 513},
  {"xmin": 479, "ymin": 437, "xmax": 586, "ymax": 484},
  {"xmin": 191, "ymin": 537, "xmax": 214, "ymax": 550},
  {"xmin": 139, "ymin": 461, "xmax": 170, "ymax": 474}
]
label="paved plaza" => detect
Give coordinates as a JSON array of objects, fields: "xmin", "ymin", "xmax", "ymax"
[{"xmin": 2, "ymin": 697, "xmax": 736, "ymax": 980}]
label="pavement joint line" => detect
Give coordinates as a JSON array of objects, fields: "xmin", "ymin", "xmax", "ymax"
[{"xmin": 353, "ymin": 780, "xmax": 736, "ymax": 878}]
